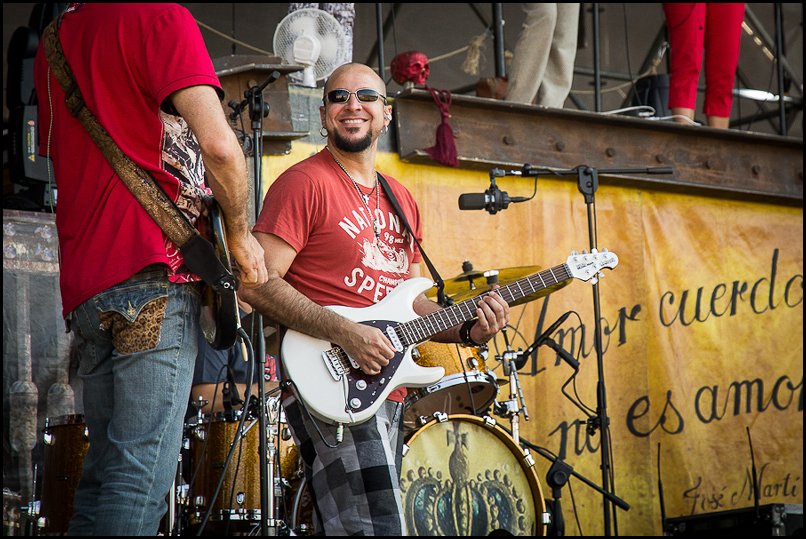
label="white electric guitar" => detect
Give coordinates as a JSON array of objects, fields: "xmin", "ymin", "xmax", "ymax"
[{"xmin": 282, "ymin": 249, "xmax": 619, "ymax": 425}]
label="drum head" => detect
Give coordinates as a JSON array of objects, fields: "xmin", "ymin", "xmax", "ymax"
[
  {"xmin": 403, "ymin": 372, "xmax": 498, "ymax": 430},
  {"xmin": 400, "ymin": 415, "xmax": 545, "ymax": 536}
]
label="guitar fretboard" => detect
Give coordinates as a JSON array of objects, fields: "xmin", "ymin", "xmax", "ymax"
[{"xmin": 395, "ymin": 263, "xmax": 572, "ymax": 346}]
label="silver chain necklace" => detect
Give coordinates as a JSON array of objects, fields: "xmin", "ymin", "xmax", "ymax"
[{"xmin": 327, "ymin": 147, "xmax": 382, "ymax": 241}]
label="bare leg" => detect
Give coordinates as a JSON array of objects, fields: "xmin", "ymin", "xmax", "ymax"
[
  {"xmin": 670, "ymin": 107, "xmax": 695, "ymax": 125},
  {"xmin": 706, "ymin": 116, "xmax": 730, "ymax": 129}
]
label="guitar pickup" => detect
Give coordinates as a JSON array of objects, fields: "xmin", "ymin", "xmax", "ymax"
[{"xmin": 385, "ymin": 326, "xmax": 403, "ymax": 352}]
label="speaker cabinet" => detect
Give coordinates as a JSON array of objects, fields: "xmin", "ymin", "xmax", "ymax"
[{"xmin": 665, "ymin": 504, "xmax": 803, "ymax": 536}]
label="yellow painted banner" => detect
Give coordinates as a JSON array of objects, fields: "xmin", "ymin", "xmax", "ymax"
[{"xmin": 265, "ymin": 145, "xmax": 803, "ymax": 535}]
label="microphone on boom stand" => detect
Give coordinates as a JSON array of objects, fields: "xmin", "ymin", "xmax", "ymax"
[{"xmin": 458, "ymin": 169, "xmax": 530, "ymax": 214}]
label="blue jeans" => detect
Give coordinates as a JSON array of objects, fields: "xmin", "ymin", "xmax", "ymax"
[{"xmin": 67, "ymin": 266, "xmax": 199, "ymax": 535}]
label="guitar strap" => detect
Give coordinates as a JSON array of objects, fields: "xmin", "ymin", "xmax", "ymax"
[
  {"xmin": 41, "ymin": 18, "xmax": 235, "ymax": 294},
  {"xmin": 376, "ymin": 173, "xmax": 451, "ymax": 306}
]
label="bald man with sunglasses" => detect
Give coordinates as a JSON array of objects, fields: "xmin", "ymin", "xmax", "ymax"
[{"xmin": 241, "ymin": 63, "xmax": 509, "ymax": 535}]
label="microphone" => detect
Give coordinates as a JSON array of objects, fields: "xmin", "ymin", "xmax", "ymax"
[
  {"xmin": 536, "ymin": 311, "xmax": 572, "ymax": 346},
  {"xmin": 516, "ymin": 312, "xmax": 578, "ymax": 370},
  {"xmin": 458, "ymin": 178, "xmax": 529, "ymax": 214},
  {"xmin": 541, "ymin": 338, "xmax": 580, "ymax": 370}
]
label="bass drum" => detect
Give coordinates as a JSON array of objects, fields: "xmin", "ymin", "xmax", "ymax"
[{"xmin": 400, "ymin": 415, "xmax": 546, "ymax": 536}]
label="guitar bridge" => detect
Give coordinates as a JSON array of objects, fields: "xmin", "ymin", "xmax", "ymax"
[{"xmin": 323, "ymin": 349, "xmax": 347, "ymax": 381}]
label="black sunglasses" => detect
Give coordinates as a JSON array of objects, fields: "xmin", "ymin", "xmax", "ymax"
[{"xmin": 326, "ymin": 88, "xmax": 387, "ymax": 104}]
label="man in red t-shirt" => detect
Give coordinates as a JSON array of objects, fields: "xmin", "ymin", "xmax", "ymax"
[
  {"xmin": 34, "ymin": 4, "xmax": 266, "ymax": 535},
  {"xmin": 242, "ymin": 63, "xmax": 509, "ymax": 535}
]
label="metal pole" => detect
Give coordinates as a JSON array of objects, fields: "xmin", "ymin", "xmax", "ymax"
[
  {"xmin": 774, "ymin": 3, "xmax": 787, "ymax": 135},
  {"xmin": 493, "ymin": 3, "xmax": 506, "ymax": 79},
  {"xmin": 593, "ymin": 3, "xmax": 602, "ymax": 112},
  {"xmin": 376, "ymin": 4, "xmax": 385, "ymax": 81}
]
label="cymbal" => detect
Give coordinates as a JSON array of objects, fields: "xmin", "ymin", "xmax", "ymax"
[
  {"xmin": 509, "ymin": 278, "xmax": 572, "ymax": 307},
  {"xmin": 428, "ymin": 265, "xmax": 547, "ymax": 305}
]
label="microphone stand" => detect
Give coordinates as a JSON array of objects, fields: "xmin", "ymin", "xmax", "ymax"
[
  {"xmin": 228, "ymin": 70, "xmax": 280, "ymax": 536},
  {"xmin": 515, "ymin": 435, "xmax": 631, "ymax": 531},
  {"xmin": 518, "ymin": 163, "xmax": 672, "ymax": 535}
]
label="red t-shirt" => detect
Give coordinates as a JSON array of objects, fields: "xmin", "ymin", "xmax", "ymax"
[
  {"xmin": 254, "ymin": 149, "xmax": 424, "ymax": 402},
  {"xmin": 34, "ymin": 3, "xmax": 222, "ymax": 316}
]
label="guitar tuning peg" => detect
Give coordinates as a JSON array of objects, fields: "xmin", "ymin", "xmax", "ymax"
[
  {"xmin": 590, "ymin": 277, "xmax": 599, "ymax": 285},
  {"xmin": 591, "ymin": 248, "xmax": 598, "ymax": 254},
  {"xmin": 581, "ymin": 249, "xmax": 587, "ymax": 254},
  {"xmin": 598, "ymin": 272, "xmax": 605, "ymax": 278},
  {"xmin": 571, "ymin": 250, "xmax": 579, "ymax": 256},
  {"xmin": 602, "ymin": 247, "xmax": 609, "ymax": 253}
]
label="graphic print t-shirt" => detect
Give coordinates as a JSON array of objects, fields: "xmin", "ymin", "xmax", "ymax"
[
  {"xmin": 254, "ymin": 149, "xmax": 424, "ymax": 401},
  {"xmin": 256, "ymin": 150, "xmax": 423, "ymax": 307},
  {"xmin": 33, "ymin": 3, "xmax": 221, "ymax": 316}
]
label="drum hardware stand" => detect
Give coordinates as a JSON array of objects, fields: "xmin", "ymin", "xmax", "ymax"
[
  {"xmin": 191, "ymin": 395, "xmax": 209, "ymax": 427},
  {"xmin": 28, "ymin": 463, "xmax": 41, "ymax": 535},
  {"xmin": 261, "ymin": 395, "xmax": 286, "ymax": 534},
  {"xmin": 495, "ymin": 329, "xmax": 530, "ymax": 446},
  {"xmin": 166, "ymin": 474, "xmax": 178, "ymax": 535},
  {"xmin": 482, "ymin": 269, "xmax": 527, "ymax": 444},
  {"xmin": 228, "ymin": 70, "xmax": 282, "ymax": 536},
  {"xmin": 166, "ymin": 442, "xmax": 191, "ymax": 536},
  {"xmin": 509, "ymin": 164, "xmax": 670, "ymax": 534}
]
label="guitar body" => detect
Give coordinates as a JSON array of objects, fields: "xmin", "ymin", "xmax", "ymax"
[
  {"xmin": 281, "ymin": 278, "xmax": 445, "ymax": 425},
  {"xmin": 199, "ymin": 197, "xmax": 240, "ymax": 350}
]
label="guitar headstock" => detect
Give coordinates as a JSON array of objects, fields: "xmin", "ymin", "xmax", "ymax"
[{"xmin": 567, "ymin": 249, "xmax": 619, "ymax": 284}]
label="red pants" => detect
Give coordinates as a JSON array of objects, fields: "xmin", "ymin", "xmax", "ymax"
[{"xmin": 663, "ymin": 3, "xmax": 745, "ymax": 117}]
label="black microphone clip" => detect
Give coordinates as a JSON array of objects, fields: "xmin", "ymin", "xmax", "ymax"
[{"xmin": 484, "ymin": 179, "xmax": 511, "ymax": 214}]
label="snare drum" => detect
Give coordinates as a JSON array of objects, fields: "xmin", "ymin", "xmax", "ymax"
[
  {"xmin": 400, "ymin": 414, "xmax": 546, "ymax": 536},
  {"xmin": 40, "ymin": 415, "xmax": 89, "ymax": 535},
  {"xmin": 404, "ymin": 343, "xmax": 498, "ymax": 429}
]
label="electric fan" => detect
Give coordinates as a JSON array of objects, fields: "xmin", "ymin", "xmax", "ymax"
[{"xmin": 273, "ymin": 8, "xmax": 350, "ymax": 87}]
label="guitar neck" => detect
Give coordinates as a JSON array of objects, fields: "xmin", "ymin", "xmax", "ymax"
[{"xmin": 396, "ymin": 263, "xmax": 572, "ymax": 346}]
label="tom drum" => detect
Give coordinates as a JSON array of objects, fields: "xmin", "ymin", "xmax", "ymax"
[{"xmin": 405, "ymin": 343, "xmax": 498, "ymax": 429}]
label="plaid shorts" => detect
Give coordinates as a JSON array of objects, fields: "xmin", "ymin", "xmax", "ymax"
[{"xmin": 283, "ymin": 397, "xmax": 407, "ymax": 535}]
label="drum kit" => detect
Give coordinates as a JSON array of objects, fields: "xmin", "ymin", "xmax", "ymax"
[{"xmin": 24, "ymin": 262, "xmax": 551, "ymax": 536}]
